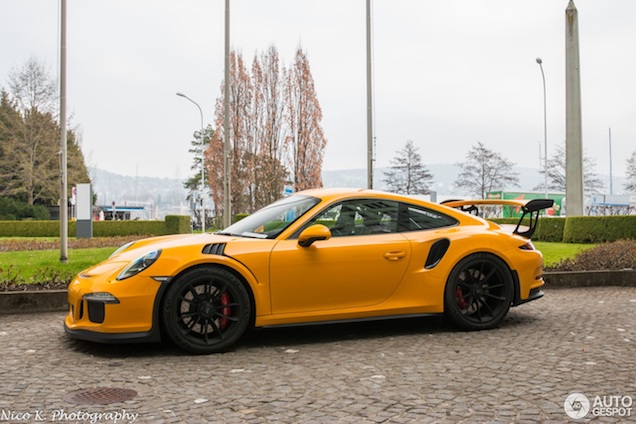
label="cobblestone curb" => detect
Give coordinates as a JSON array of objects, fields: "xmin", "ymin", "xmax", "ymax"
[
  {"xmin": 0, "ymin": 290, "xmax": 67, "ymax": 315},
  {"xmin": 0, "ymin": 270, "xmax": 634, "ymax": 315},
  {"xmin": 545, "ymin": 269, "xmax": 635, "ymax": 288}
]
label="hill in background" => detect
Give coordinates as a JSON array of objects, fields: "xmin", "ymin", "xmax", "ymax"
[{"xmin": 90, "ymin": 165, "xmax": 626, "ymax": 218}]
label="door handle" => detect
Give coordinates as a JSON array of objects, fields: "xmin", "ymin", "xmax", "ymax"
[{"xmin": 383, "ymin": 250, "xmax": 406, "ymax": 261}]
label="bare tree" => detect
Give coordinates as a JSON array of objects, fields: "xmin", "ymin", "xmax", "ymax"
[
  {"xmin": 383, "ymin": 140, "xmax": 434, "ymax": 195},
  {"xmin": 252, "ymin": 46, "xmax": 287, "ymax": 209},
  {"xmin": 455, "ymin": 141, "xmax": 519, "ymax": 198},
  {"xmin": 533, "ymin": 141, "xmax": 604, "ymax": 195},
  {"xmin": 8, "ymin": 57, "xmax": 57, "ymax": 115},
  {"xmin": 625, "ymin": 151, "xmax": 636, "ymax": 193},
  {"xmin": 285, "ymin": 47, "xmax": 327, "ymax": 191},
  {"xmin": 209, "ymin": 46, "xmax": 326, "ymax": 217},
  {"xmin": 207, "ymin": 51, "xmax": 254, "ymax": 215}
]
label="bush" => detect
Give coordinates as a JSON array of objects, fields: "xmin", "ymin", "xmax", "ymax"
[
  {"xmin": 0, "ymin": 198, "xmax": 49, "ymax": 221},
  {"xmin": 547, "ymin": 239, "xmax": 636, "ymax": 271}
]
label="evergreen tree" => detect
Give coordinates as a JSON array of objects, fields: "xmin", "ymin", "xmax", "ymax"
[{"xmin": 0, "ymin": 58, "xmax": 91, "ymax": 209}]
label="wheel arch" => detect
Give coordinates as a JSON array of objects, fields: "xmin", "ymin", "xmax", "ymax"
[
  {"xmin": 443, "ymin": 251, "xmax": 519, "ymax": 311},
  {"xmin": 156, "ymin": 262, "xmax": 258, "ymax": 333}
]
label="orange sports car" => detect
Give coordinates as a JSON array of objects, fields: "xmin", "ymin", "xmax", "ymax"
[{"xmin": 65, "ymin": 188, "xmax": 553, "ymax": 354}]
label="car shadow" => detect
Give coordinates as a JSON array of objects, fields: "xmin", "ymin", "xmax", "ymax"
[
  {"xmin": 60, "ymin": 310, "xmax": 538, "ymax": 358},
  {"xmin": 239, "ymin": 315, "xmax": 450, "ymax": 350}
]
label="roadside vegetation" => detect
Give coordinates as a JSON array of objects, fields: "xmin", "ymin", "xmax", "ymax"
[
  {"xmin": 543, "ymin": 239, "xmax": 636, "ymax": 272},
  {"xmin": 533, "ymin": 241, "xmax": 594, "ymax": 269},
  {"xmin": 1, "ymin": 238, "xmax": 634, "ymax": 291},
  {"xmin": 0, "ymin": 237, "xmax": 134, "ymax": 290}
]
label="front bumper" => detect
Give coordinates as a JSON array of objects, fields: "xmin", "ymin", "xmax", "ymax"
[{"xmin": 64, "ymin": 273, "xmax": 167, "ymax": 344}]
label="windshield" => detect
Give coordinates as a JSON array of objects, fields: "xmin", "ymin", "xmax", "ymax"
[{"xmin": 217, "ymin": 195, "xmax": 320, "ymax": 239}]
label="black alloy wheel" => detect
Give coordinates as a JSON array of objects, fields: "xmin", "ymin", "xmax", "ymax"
[
  {"xmin": 444, "ymin": 253, "xmax": 514, "ymax": 330},
  {"xmin": 161, "ymin": 267, "xmax": 251, "ymax": 354}
]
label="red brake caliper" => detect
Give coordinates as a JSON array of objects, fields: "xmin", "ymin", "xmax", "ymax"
[
  {"xmin": 220, "ymin": 292, "xmax": 231, "ymax": 329},
  {"xmin": 455, "ymin": 287, "xmax": 467, "ymax": 310}
]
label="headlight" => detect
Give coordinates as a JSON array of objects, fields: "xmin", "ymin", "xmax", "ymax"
[
  {"xmin": 110, "ymin": 241, "xmax": 135, "ymax": 259},
  {"xmin": 116, "ymin": 249, "xmax": 161, "ymax": 280}
]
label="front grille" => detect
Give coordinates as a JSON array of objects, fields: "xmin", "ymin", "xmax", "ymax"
[{"xmin": 87, "ymin": 301, "xmax": 105, "ymax": 323}]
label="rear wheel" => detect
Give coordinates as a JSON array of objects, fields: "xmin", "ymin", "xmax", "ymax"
[
  {"xmin": 161, "ymin": 267, "xmax": 251, "ymax": 354},
  {"xmin": 444, "ymin": 253, "xmax": 513, "ymax": 330}
]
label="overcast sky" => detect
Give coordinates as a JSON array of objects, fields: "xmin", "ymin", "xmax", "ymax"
[{"xmin": 2, "ymin": 0, "xmax": 635, "ymax": 189}]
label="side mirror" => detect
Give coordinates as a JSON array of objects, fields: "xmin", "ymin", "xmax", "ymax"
[{"xmin": 298, "ymin": 224, "xmax": 331, "ymax": 248}]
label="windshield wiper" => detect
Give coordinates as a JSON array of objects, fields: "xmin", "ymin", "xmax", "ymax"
[
  {"xmin": 216, "ymin": 231, "xmax": 267, "ymax": 239},
  {"xmin": 216, "ymin": 231, "xmax": 238, "ymax": 236}
]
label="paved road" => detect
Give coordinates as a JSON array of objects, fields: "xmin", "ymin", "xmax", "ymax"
[{"xmin": 1, "ymin": 287, "xmax": 635, "ymax": 423}]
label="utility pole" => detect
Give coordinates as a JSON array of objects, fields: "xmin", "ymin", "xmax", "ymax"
[
  {"xmin": 366, "ymin": 0, "xmax": 374, "ymax": 189},
  {"xmin": 223, "ymin": 0, "xmax": 232, "ymax": 228},
  {"xmin": 565, "ymin": 0, "xmax": 584, "ymax": 216}
]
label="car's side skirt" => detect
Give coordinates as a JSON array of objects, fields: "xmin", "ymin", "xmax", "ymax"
[{"xmin": 259, "ymin": 313, "xmax": 442, "ymax": 329}]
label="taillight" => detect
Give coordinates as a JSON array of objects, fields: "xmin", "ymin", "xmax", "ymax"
[{"xmin": 519, "ymin": 242, "xmax": 535, "ymax": 251}]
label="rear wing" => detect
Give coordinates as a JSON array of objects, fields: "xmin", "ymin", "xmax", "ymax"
[{"xmin": 441, "ymin": 198, "xmax": 554, "ymax": 239}]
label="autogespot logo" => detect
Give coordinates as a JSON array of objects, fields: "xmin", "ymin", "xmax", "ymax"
[
  {"xmin": 564, "ymin": 393, "xmax": 591, "ymax": 419},
  {"xmin": 564, "ymin": 392, "xmax": 633, "ymax": 419}
]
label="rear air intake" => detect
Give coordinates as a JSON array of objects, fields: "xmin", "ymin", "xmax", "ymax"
[{"xmin": 425, "ymin": 239, "xmax": 450, "ymax": 269}]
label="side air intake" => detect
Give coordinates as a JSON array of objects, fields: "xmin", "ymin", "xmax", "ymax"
[
  {"xmin": 202, "ymin": 243, "xmax": 226, "ymax": 255},
  {"xmin": 424, "ymin": 239, "xmax": 450, "ymax": 269}
]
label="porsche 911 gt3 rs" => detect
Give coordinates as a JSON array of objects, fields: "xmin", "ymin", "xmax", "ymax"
[{"xmin": 65, "ymin": 188, "xmax": 553, "ymax": 354}]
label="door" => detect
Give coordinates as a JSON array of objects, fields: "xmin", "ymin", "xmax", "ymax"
[{"xmin": 269, "ymin": 199, "xmax": 411, "ymax": 314}]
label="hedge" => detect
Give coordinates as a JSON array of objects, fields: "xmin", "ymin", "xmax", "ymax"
[
  {"xmin": 563, "ymin": 216, "xmax": 636, "ymax": 243},
  {"xmin": 0, "ymin": 215, "xmax": 191, "ymax": 237},
  {"xmin": 490, "ymin": 215, "xmax": 636, "ymax": 243},
  {"xmin": 489, "ymin": 217, "xmax": 565, "ymax": 242}
]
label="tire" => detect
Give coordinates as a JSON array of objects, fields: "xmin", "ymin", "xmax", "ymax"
[
  {"xmin": 444, "ymin": 253, "xmax": 514, "ymax": 331},
  {"xmin": 161, "ymin": 266, "xmax": 251, "ymax": 354}
]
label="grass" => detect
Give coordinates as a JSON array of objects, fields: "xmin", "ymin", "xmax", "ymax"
[
  {"xmin": 0, "ymin": 247, "xmax": 115, "ymax": 284},
  {"xmin": 534, "ymin": 241, "xmax": 595, "ymax": 267}
]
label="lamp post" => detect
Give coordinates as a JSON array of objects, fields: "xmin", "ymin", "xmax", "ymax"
[
  {"xmin": 176, "ymin": 92, "xmax": 206, "ymax": 233},
  {"xmin": 536, "ymin": 58, "xmax": 548, "ymax": 198}
]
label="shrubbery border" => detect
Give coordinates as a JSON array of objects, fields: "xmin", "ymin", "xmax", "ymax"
[
  {"xmin": 490, "ymin": 215, "xmax": 636, "ymax": 243},
  {"xmin": 0, "ymin": 215, "xmax": 191, "ymax": 237}
]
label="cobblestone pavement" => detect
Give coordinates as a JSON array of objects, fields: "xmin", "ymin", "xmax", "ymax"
[{"xmin": 1, "ymin": 287, "xmax": 635, "ymax": 424}]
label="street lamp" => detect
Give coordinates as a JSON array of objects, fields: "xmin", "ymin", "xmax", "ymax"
[
  {"xmin": 176, "ymin": 92, "xmax": 206, "ymax": 233},
  {"xmin": 536, "ymin": 57, "xmax": 548, "ymax": 198}
]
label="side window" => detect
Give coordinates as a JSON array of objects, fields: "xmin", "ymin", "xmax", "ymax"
[
  {"xmin": 396, "ymin": 203, "xmax": 458, "ymax": 232},
  {"xmin": 303, "ymin": 199, "xmax": 400, "ymax": 237}
]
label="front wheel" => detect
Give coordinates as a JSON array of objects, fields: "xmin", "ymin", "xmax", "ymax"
[
  {"xmin": 444, "ymin": 253, "xmax": 514, "ymax": 331},
  {"xmin": 161, "ymin": 267, "xmax": 251, "ymax": 354}
]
